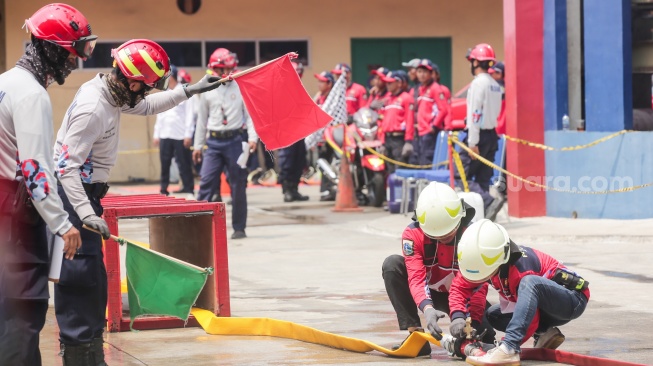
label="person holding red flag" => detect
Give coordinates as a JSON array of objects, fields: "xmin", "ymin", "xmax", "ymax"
[
  {"xmin": 331, "ymin": 63, "xmax": 367, "ymax": 117},
  {"xmin": 377, "ymin": 70, "xmax": 415, "ymax": 174},
  {"xmin": 415, "ymin": 59, "xmax": 449, "ymax": 166},
  {"xmin": 0, "ymin": 4, "xmax": 90, "ymax": 364}
]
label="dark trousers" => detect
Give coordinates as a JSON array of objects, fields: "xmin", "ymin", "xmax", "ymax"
[
  {"xmin": 318, "ymin": 143, "xmax": 336, "ymax": 195},
  {"xmin": 197, "ymin": 135, "xmax": 248, "ymax": 231},
  {"xmin": 0, "ymin": 183, "xmax": 49, "ymax": 365},
  {"xmin": 381, "ymin": 254, "xmax": 496, "ymax": 343},
  {"xmin": 417, "ymin": 130, "xmax": 439, "ymax": 167},
  {"xmin": 486, "ymin": 275, "xmax": 588, "ymax": 351},
  {"xmin": 55, "ymin": 185, "xmax": 107, "ymax": 345},
  {"xmin": 409, "ymin": 124, "xmax": 420, "ymax": 166},
  {"xmin": 278, "ymin": 139, "xmax": 307, "ymax": 185},
  {"xmin": 159, "ymin": 138, "xmax": 194, "ymax": 193},
  {"xmin": 456, "ymin": 129, "xmax": 499, "ymax": 208},
  {"xmin": 384, "ymin": 135, "xmax": 406, "ymax": 174}
]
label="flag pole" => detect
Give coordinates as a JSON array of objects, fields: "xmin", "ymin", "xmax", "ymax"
[
  {"xmin": 216, "ymin": 52, "xmax": 298, "ymax": 83},
  {"xmin": 82, "ymin": 225, "xmax": 211, "ymax": 273}
]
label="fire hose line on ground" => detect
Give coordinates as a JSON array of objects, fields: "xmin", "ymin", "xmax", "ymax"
[
  {"xmin": 449, "ymin": 136, "xmax": 653, "ymax": 194},
  {"xmin": 190, "ymin": 308, "xmax": 645, "ymax": 366},
  {"xmin": 504, "ymin": 130, "xmax": 630, "ymax": 151}
]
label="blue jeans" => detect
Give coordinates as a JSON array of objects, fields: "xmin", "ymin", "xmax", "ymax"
[
  {"xmin": 487, "ymin": 275, "xmax": 588, "ymax": 352},
  {"xmin": 197, "ymin": 135, "xmax": 248, "ymax": 231}
]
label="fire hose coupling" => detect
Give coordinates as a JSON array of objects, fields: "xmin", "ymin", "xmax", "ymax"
[{"xmin": 439, "ymin": 317, "xmax": 493, "ymax": 360}]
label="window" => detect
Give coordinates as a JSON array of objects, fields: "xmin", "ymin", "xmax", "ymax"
[
  {"xmin": 80, "ymin": 39, "xmax": 310, "ymax": 70},
  {"xmin": 205, "ymin": 41, "xmax": 256, "ymax": 67},
  {"xmin": 259, "ymin": 40, "xmax": 308, "ymax": 65}
]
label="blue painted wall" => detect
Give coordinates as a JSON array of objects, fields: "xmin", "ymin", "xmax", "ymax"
[
  {"xmin": 545, "ymin": 131, "xmax": 653, "ymax": 219},
  {"xmin": 583, "ymin": 0, "xmax": 632, "ymax": 131},
  {"xmin": 543, "ymin": 0, "xmax": 568, "ymax": 131}
]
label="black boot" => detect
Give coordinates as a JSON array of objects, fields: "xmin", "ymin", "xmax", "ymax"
[
  {"xmin": 60, "ymin": 343, "xmax": 93, "ymax": 366},
  {"xmin": 282, "ymin": 181, "xmax": 294, "ymax": 202},
  {"xmin": 91, "ymin": 337, "xmax": 108, "ymax": 366},
  {"xmin": 290, "ymin": 182, "xmax": 309, "ymax": 201}
]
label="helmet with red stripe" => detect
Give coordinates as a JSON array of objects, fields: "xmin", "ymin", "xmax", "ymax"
[
  {"xmin": 24, "ymin": 3, "xmax": 97, "ymax": 60},
  {"xmin": 111, "ymin": 39, "xmax": 171, "ymax": 90},
  {"xmin": 208, "ymin": 48, "xmax": 238, "ymax": 69}
]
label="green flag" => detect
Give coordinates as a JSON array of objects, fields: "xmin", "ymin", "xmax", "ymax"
[{"xmin": 124, "ymin": 239, "xmax": 212, "ymax": 329}]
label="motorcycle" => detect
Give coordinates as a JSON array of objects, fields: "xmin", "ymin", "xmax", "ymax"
[{"xmin": 317, "ymin": 108, "xmax": 387, "ymax": 207}]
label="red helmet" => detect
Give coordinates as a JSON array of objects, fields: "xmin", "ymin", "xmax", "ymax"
[
  {"xmin": 178, "ymin": 68, "xmax": 192, "ymax": 83},
  {"xmin": 24, "ymin": 3, "xmax": 97, "ymax": 60},
  {"xmin": 112, "ymin": 39, "xmax": 171, "ymax": 90},
  {"xmin": 466, "ymin": 43, "xmax": 496, "ymax": 62},
  {"xmin": 208, "ymin": 48, "xmax": 238, "ymax": 69},
  {"xmin": 291, "ymin": 61, "xmax": 304, "ymax": 77}
]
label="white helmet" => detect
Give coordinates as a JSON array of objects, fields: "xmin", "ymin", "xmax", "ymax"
[
  {"xmin": 415, "ymin": 182, "xmax": 465, "ymax": 238},
  {"xmin": 457, "ymin": 219, "xmax": 511, "ymax": 282}
]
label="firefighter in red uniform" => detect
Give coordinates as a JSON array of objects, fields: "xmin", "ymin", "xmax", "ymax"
[
  {"xmin": 415, "ymin": 59, "xmax": 449, "ymax": 166},
  {"xmin": 382, "ymin": 182, "xmax": 496, "ymax": 357},
  {"xmin": 430, "ymin": 64, "xmax": 454, "ymax": 131},
  {"xmin": 452, "ymin": 219, "xmax": 589, "ymax": 365},
  {"xmin": 313, "ymin": 71, "xmax": 337, "ymax": 201},
  {"xmin": 377, "ymin": 70, "xmax": 414, "ymax": 174},
  {"xmin": 366, "ymin": 67, "xmax": 390, "ymax": 110},
  {"xmin": 402, "ymin": 59, "xmax": 421, "ymax": 165},
  {"xmin": 331, "ymin": 63, "xmax": 366, "ymax": 117}
]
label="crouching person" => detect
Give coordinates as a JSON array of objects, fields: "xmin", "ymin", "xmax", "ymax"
[{"xmin": 450, "ymin": 219, "xmax": 589, "ymax": 365}]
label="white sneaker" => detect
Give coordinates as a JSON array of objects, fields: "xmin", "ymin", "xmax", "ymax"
[
  {"xmin": 466, "ymin": 343, "xmax": 520, "ymax": 366},
  {"xmin": 533, "ymin": 327, "xmax": 565, "ymax": 350}
]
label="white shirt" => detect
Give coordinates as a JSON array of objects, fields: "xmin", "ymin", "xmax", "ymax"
[
  {"xmin": 466, "ymin": 72, "xmax": 502, "ymax": 147},
  {"xmin": 54, "ymin": 73, "xmax": 188, "ymax": 220},
  {"xmin": 194, "ymin": 81, "xmax": 257, "ymax": 150},
  {"xmin": 0, "ymin": 67, "xmax": 72, "ymax": 235},
  {"xmin": 153, "ymin": 83, "xmax": 194, "ymax": 140}
]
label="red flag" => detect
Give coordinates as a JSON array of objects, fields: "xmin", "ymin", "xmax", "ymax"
[{"xmin": 233, "ymin": 53, "xmax": 333, "ymax": 150}]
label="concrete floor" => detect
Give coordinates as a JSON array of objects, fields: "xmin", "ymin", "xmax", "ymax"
[{"xmin": 40, "ymin": 183, "xmax": 653, "ymax": 365}]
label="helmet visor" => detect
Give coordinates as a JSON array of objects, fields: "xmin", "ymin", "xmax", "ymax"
[
  {"xmin": 153, "ymin": 71, "xmax": 171, "ymax": 90},
  {"xmin": 72, "ymin": 35, "xmax": 98, "ymax": 60}
]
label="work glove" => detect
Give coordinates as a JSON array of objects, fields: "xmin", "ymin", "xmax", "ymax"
[
  {"xmin": 424, "ymin": 306, "xmax": 447, "ymax": 340},
  {"xmin": 183, "ymin": 74, "xmax": 226, "ymax": 97},
  {"xmin": 369, "ymin": 99, "xmax": 385, "ymax": 110},
  {"xmin": 401, "ymin": 141, "xmax": 414, "ymax": 158},
  {"xmin": 82, "ymin": 214, "xmax": 110, "ymax": 240},
  {"xmin": 449, "ymin": 317, "xmax": 467, "ymax": 339}
]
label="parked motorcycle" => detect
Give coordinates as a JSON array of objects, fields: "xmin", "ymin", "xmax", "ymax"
[{"xmin": 317, "ymin": 108, "xmax": 387, "ymax": 207}]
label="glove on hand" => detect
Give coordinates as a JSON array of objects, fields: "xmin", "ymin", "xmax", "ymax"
[
  {"xmin": 401, "ymin": 141, "xmax": 414, "ymax": 158},
  {"xmin": 449, "ymin": 317, "xmax": 467, "ymax": 338},
  {"xmin": 424, "ymin": 306, "xmax": 447, "ymax": 340},
  {"xmin": 369, "ymin": 99, "xmax": 385, "ymax": 110},
  {"xmin": 183, "ymin": 74, "xmax": 225, "ymax": 97},
  {"xmin": 82, "ymin": 214, "xmax": 110, "ymax": 240}
]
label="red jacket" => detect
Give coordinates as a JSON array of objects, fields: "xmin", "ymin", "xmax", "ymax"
[
  {"xmin": 416, "ymin": 81, "xmax": 449, "ymax": 136},
  {"xmin": 401, "ymin": 204, "xmax": 487, "ymax": 323},
  {"xmin": 378, "ymin": 91, "xmax": 415, "ymax": 143},
  {"xmin": 449, "ymin": 244, "xmax": 590, "ymax": 343},
  {"xmin": 440, "ymin": 85, "xmax": 454, "ymax": 131},
  {"xmin": 364, "ymin": 89, "xmax": 388, "ymax": 108},
  {"xmin": 345, "ymin": 83, "xmax": 367, "ymax": 115}
]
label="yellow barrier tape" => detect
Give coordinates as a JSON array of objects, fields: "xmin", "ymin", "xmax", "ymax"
[
  {"xmin": 191, "ymin": 308, "xmax": 440, "ymax": 358},
  {"xmin": 349, "ymin": 131, "xmax": 448, "ymax": 169},
  {"xmin": 504, "ymin": 130, "xmax": 629, "ymax": 151},
  {"xmin": 450, "ymin": 136, "xmax": 653, "ymax": 194},
  {"xmin": 450, "ymin": 137, "xmax": 469, "ymax": 193}
]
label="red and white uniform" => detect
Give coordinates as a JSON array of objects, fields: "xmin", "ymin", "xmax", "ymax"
[
  {"xmin": 378, "ymin": 91, "xmax": 414, "ymax": 143},
  {"xmin": 345, "ymin": 83, "xmax": 367, "ymax": 115},
  {"xmin": 416, "ymin": 82, "xmax": 449, "ymax": 136},
  {"xmin": 440, "ymin": 85, "xmax": 454, "ymax": 131},
  {"xmin": 401, "ymin": 209, "xmax": 487, "ymax": 323},
  {"xmin": 449, "ymin": 245, "xmax": 591, "ymax": 342},
  {"xmin": 364, "ymin": 89, "xmax": 389, "ymax": 108}
]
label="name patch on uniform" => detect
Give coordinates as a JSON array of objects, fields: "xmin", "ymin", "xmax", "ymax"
[{"xmin": 402, "ymin": 239, "xmax": 415, "ymax": 256}]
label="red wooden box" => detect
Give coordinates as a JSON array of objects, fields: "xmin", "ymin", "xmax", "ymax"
[{"xmin": 101, "ymin": 194, "xmax": 230, "ymax": 332}]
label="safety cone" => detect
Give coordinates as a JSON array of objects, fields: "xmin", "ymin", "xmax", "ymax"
[
  {"xmin": 332, "ymin": 155, "xmax": 363, "ymax": 212},
  {"xmin": 220, "ymin": 173, "xmax": 231, "ymax": 195}
]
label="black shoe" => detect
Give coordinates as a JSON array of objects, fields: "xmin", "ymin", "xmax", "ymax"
[
  {"xmin": 60, "ymin": 342, "xmax": 93, "ymax": 365},
  {"xmin": 210, "ymin": 194, "xmax": 223, "ymax": 203},
  {"xmin": 174, "ymin": 189, "xmax": 194, "ymax": 194},
  {"xmin": 283, "ymin": 191, "xmax": 295, "ymax": 202},
  {"xmin": 319, "ymin": 191, "xmax": 336, "ymax": 202},
  {"xmin": 231, "ymin": 230, "xmax": 247, "ymax": 239},
  {"xmin": 290, "ymin": 190, "xmax": 309, "ymax": 201},
  {"xmin": 91, "ymin": 337, "xmax": 107, "ymax": 366},
  {"xmin": 160, "ymin": 190, "xmax": 170, "ymax": 196},
  {"xmin": 391, "ymin": 335, "xmax": 431, "ymax": 357},
  {"xmin": 485, "ymin": 194, "xmax": 506, "ymax": 222}
]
